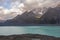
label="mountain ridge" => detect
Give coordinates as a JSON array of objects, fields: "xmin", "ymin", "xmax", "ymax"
[{"xmin": 0, "ymin": 6, "xmax": 60, "ymax": 25}]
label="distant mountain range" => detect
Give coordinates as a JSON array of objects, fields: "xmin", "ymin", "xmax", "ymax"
[{"xmin": 0, "ymin": 6, "xmax": 60, "ymax": 26}]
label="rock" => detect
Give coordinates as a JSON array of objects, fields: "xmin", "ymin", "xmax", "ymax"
[
  {"xmin": 0, "ymin": 7, "xmax": 60, "ymax": 25},
  {"xmin": 3, "ymin": 11, "xmax": 40, "ymax": 25},
  {"xmin": 39, "ymin": 7, "xmax": 60, "ymax": 24},
  {"xmin": 0, "ymin": 34, "xmax": 59, "ymax": 40}
]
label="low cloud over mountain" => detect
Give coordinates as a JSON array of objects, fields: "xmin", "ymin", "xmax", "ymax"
[{"xmin": 0, "ymin": 0, "xmax": 60, "ymax": 25}]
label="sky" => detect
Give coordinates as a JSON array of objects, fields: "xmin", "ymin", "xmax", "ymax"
[
  {"xmin": 0, "ymin": 0, "xmax": 23, "ymax": 20},
  {"xmin": 0, "ymin": 0, "xmax": 60, "ymax": 20},
  {"xmin": 0, "ymin": 0, "xmax": 11, "ymax": 9}
]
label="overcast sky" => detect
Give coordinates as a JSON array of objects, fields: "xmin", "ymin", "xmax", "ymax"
[{"xmin": 0, "ymin": 0, "xmax": 60, "ymax": 20}]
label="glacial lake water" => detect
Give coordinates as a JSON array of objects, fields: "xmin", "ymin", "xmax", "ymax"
[{"xmin": 0, "ymin": 26, "xmax": 60, "ymax": 37}]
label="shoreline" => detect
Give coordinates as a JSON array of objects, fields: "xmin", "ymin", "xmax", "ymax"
[{"xmin": 0, "ymin": 34, "xmax": 60, "ymax": 40}]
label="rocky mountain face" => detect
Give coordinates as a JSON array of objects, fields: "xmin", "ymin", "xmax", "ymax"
[
  {"xmin": 0, "ymin": 6, "xmax": 60, "ymax": 25},
  {"xmin": 0, "ymin": 34, "xmax": 60, "ymax": 40},
  {"xmin": 39, "ymin": 7, "xmax": 60, "ymax": 24},
  {"xmin": 3, "ymin": 10, "xmax": 42, "ymax": 25}
]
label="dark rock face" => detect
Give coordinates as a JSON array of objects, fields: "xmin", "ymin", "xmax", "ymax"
[
  {"xmin": 0, "ymin": 34, "xmax": 60, "ymax": 40},
  {"xmin": 0, "ymin": 7, "xmax": 60, "ymax": 25},
  {"xmin": 3, "ymin": 11, "xmax": 39, "ymax": 25},
  {"xmin": 5, "ymin": 7, "xmax": 60, "ymax": 25},
  {"xmin": 39, "ymin": 7, "xmax": 60, "ymax": 24}
]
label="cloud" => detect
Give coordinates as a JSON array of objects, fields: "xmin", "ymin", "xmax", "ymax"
[
  {"xmin": 25, "ymin": 0, "xmax": 60, "ymax": 8},
  {"xmin": 0, "ymin": 6, "xmax": 18, "ymax": 20},
  {"xmin": 0, "ymin": 0, "xmax": 4, "ymax": 3},
  {"xmin": 0, "ymin": 0, "xmax": 60, "ymax": 20},
  {"xmin": 10, "ymin": 0, "xmax": 21, "ymax": 2}
]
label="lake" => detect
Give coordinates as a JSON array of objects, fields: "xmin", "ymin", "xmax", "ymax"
[{"xmin": 0, "ymin": 26, "xmax": 60, "ymax": 37}]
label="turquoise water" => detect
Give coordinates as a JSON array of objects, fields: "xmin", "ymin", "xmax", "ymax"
[{"xmin": 0, "ymin": 26, "xmax": 60, "ymax": 37}]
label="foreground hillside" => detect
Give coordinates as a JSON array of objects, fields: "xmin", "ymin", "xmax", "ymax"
[{"xmin": 0, "ymin": 34, "xmax": 60, "ymax": 40}]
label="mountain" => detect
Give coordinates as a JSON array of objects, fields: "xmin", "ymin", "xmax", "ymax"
[
  {"xmin": 0, "ymin": 20, "xmax": 6, "ymax": 23},
  {"xmin": 39, "ymin": 7, "xmax": 60, "ymax": 24},
  {"xmin": 3, "ymin": 10, "xmax": 41, "ymax": 25},
  {"xmin": 0, "ymin": 6, "xmax": 60, "ymax": 25}
]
